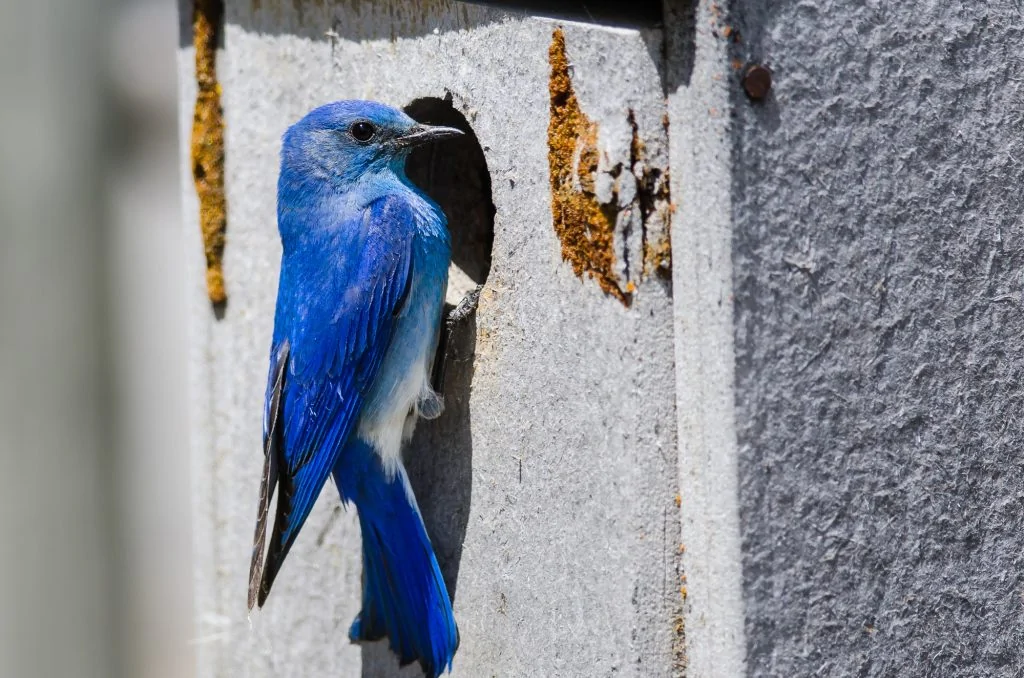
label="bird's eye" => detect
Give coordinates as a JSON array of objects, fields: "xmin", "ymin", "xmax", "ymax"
[{"xmin": 349, "ymin": 121, "xmax": 376, "ymax": 142}]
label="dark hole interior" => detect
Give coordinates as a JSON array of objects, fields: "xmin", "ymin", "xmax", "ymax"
[{"xmin": 404, "ymin": 96, "xmax": 495, "ymax": 286}]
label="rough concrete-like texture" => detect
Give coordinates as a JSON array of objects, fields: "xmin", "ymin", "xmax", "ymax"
[
  {"xmin": 179, "ymin": 2, "xmax": 681, "ymax": 676},
  {"xmin": 729, "ymin": 1, "xmax": 1024, "ymax": 675}
]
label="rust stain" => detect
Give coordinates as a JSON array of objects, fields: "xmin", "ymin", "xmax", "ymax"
[
  {"xmin": 547, "ymin": 28, "xmax": 629, "ymax": 306},
  {"xmin": 191, "ymin": 0, "xmax": 228, "ymax": 306}
]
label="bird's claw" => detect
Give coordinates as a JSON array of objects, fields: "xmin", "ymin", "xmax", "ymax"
[{"xmin": 446, "ymin": 284, "xmax": 483, "ymax": 328}]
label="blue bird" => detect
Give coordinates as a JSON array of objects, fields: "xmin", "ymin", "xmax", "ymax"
[{"xmin": 247, "ymin": 100, "xmax": 463, "ymax": 677}]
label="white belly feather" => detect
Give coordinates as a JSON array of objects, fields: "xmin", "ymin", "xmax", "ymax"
[{"xmin": 355, "ymin": 238, "xmax": 447, "ymax": 482}]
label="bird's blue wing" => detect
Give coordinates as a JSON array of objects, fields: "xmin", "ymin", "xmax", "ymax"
[{"xmin": 249, "ymin": 194, "xmax": 416, "ymax": 607}]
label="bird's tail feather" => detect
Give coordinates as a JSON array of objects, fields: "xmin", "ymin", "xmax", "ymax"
[{"xmin": 333, "ymin": 439, "xmax": 458, "ymax": 678}]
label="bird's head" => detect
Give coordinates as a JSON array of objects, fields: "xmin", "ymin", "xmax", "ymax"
[{"xmin": 280, "ymin": 100, "xmax": 463, "ymax": 187}]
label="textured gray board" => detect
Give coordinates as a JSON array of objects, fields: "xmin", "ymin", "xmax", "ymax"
[
  {"xmin": 667, "ymin": 0, "xmax": 747, "ymax": 676},
  {"xmin": 180, "ymin": 0, "xmax": 1024, "ymax": 675},
  {"xmin": 179, "ymin": 2, "xmax": 683, "ymax": 676},
  {"xmin": 729, "ymin": 1, "xmax": 1024, "ymax": 675}
]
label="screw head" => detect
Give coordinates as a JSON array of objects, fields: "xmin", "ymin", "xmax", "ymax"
[{"xmin": 742, "ymin": 64, "xmax": 772, "ymax": 100}]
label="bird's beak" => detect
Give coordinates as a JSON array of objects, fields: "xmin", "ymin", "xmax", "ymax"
[{"xmin": 395, "ymin": 124, "xmax": 464, "ymax": 148}]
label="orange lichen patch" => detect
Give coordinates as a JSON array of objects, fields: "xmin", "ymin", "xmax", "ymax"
[
  {"xmin": 645, "ymin": 230, "xmax": 673, "ymax": 275},
  {"xmin": 674, "ymin": 580, "xmax": 688, "ymax": 669},
  {"xmin": 547, "ymin": 28, "xmax": 629, "ymax": 306},
  {"xmin": 673, "ymin": 612, "xmax": 687, "ymax": 672},
  {"xmin": 191, "ymin": 0, "xmax": 228, "ymax": 306}
]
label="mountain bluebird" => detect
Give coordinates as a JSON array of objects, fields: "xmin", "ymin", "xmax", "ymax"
[{"xmin": 247, "ymin": 100, "xmax": 463, "ymax": 677}]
